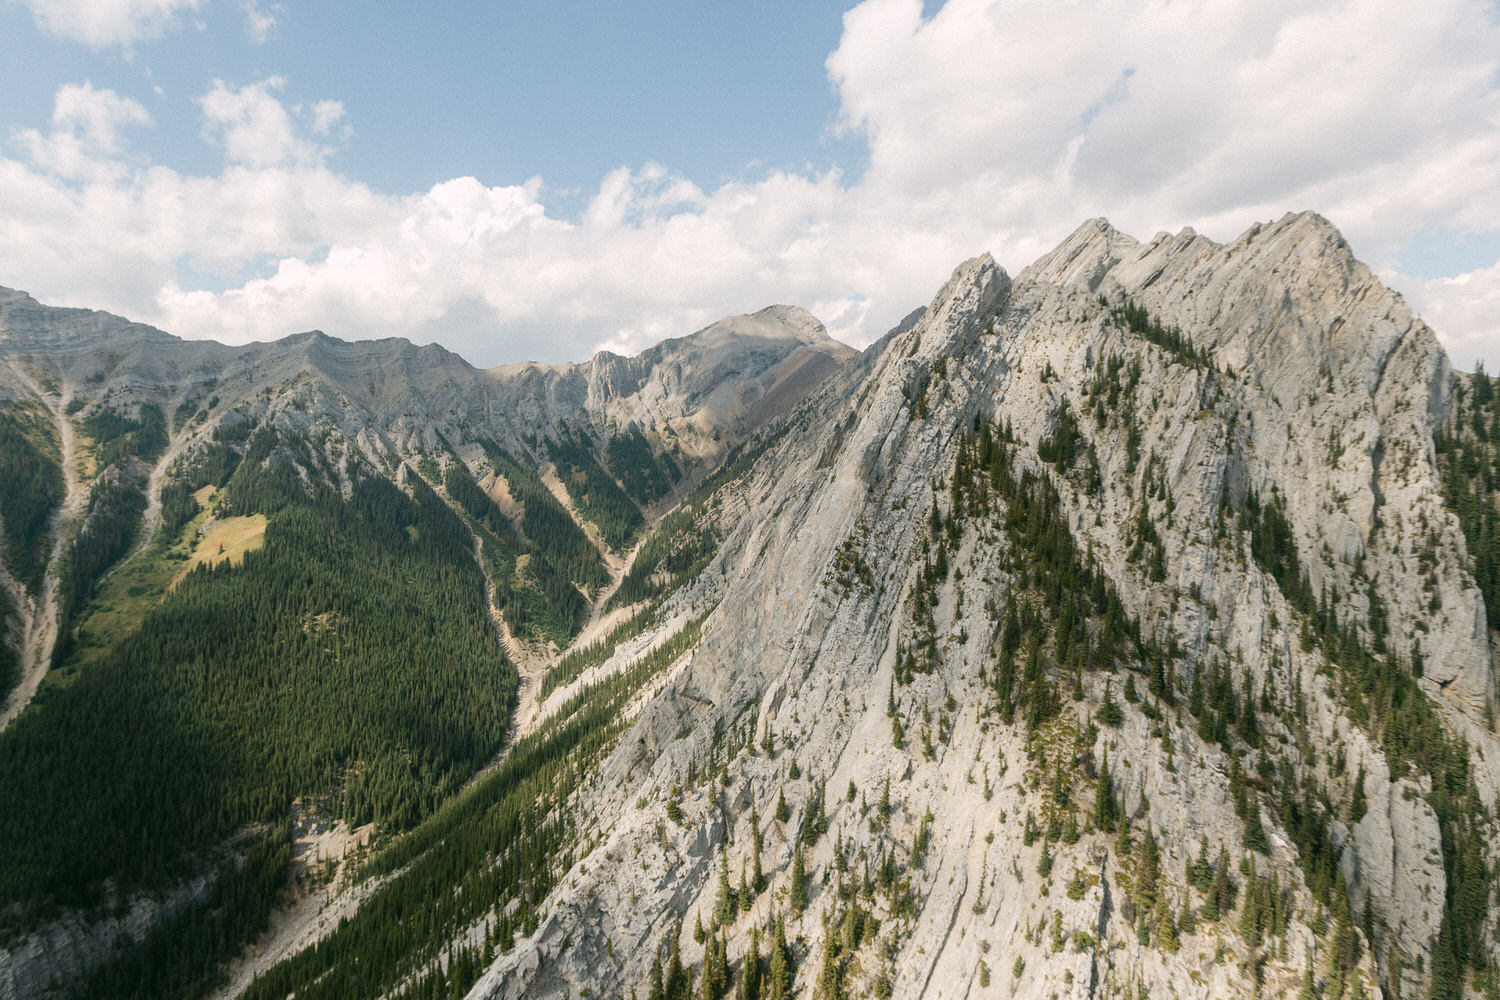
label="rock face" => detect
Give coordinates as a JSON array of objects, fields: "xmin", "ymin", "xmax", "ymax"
[
  {"xmin": 467, "ymin": 214, "xmax": 1497, "ymax": 1000},
  {"xmin": 0, "ymin": 294, "xmax": 853, "ymax": 470},
  {"xmin": 483, "ymin": 304, "xmax": 855, "ymax": 464},
  {"xmin": 1, "ymin": 213, "xmax": 1496, "ymax": 1000},
  {"xmin": 0, "ymin": 296, "xmax": 854, "ymax": 999}
]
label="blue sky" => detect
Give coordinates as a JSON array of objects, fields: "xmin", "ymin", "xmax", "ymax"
[
  {"xmin": 2, "ymin": 0, "xmax": 1498, "ymax": 368},
  {"xmin": 0, "ymin": 3, "xmax": 862, "ymax": 211}
]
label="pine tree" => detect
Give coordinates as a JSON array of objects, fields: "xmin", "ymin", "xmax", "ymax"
[
  {"xmin": 775, "ymin": 788, "xmax": 790, "ymax": 823},
  {"xmin": 801, "ymin": 781, "xmax": 823, "ymax": 846},
  {"xmin": 666, "ymin": 926, "xmax": 687, "ymax": 1000},
  {"xmin": 1094, "ymin": 754, "xmax": 1118, "ymax": 833},
  {"xmin": 752, "ymin": 810, "xmax": 766, "ymax": 891},
  {"xmin": 1200, "ymin": 870, "xmax": 1221, "ymax": 922},
  {"xmin": 1350, "ymin": 767, "xmax": 1367, "ymax": 823},
  {"xmin": 1430, "ymin": 913, "xmax": 1461, "ymax": 1000},
  {"xmin": 1037, "ymin": 839, "xmax": 1053, "ymax": 878},
  {"xmin": 913, "ymin": 809, "xmax": 933, "ymax": 867},
  {"xmin": 767, "ymin": 914, "xmax": 793, "ymax": 1000},
  {"xmin": 743, "ymin": 925, "xmax": 763, "ymax": 1000},
  {"xmin": 648, "ymin": 953, "xmax": 665, "ymax": 1000},
  {"xmin": 702, "ymin": 931, "xmax": 729, "ymax": 1000},
  {"xmin": 1098, "ymin": 681, "xmax": 1124, "ymax": 727},
  {"xmin": 1296, "ymin": 957, "xmax": 1318, "ymax": 1000},
  {"xmin": 1155, "ymin": 891, "xmax": 1180, "ymax": 952},
  {"xmin": 1243, "ymin": 797, "xmax": 1270, "ymax": 854},
  {"xmin": 790, "ymin": 845, "xmax": 808, "ymax": 912},
  {"xmin": 1213, "ymin": 849, "xmax": 1233, "ymax": 917},
  {"xmin": 715, "ymin": 853, "xmax": 735, "ymax": 925},
  {"xmin": 499, "ymin": 911, "xmax": 515, "ymax": 952},
  {"xmin": 816, "ymin": 920, "xmax": 845, "ymax": 1000}
]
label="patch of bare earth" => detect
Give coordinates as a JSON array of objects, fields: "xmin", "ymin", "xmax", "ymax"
[{"xmin": 212, "ymin": 817, "xmax": 377, "ymax": 1000}]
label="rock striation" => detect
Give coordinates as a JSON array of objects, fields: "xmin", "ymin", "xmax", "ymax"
[
  {"xmin": 1, "ymin": 212, "xmax": 1496, "ymax": 1000},
  {"xmin": 467, "ymin": 213, "xmax": 1497, "ymax": 1000}
]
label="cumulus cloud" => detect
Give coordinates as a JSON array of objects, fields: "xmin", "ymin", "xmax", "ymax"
[
  {"xmin": 828, "ymin": 0, "xmax": 1500, "ymax": 269},
  {"xmin": 2, "ymin": 0, "xmax": 1499, "ymax": 367},
  {"xmin": 15, "ymin": 0, "xmax": 201, "ymax": 50},
  {"xmin": 1397, "ymin": 265, "xmax": 1500, "ymax": 374},
  {"xmin": 13, "ymin": 82, "xmax": 152, "ymax": 180},
  {"xmin": 197, "ymin": 78, "xmax": 342, "ymax": 169},
  {"xmin": 241, "ymin": 0, "xmax": 277, "ymax": 43}
]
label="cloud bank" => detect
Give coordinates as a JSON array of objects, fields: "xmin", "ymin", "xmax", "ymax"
[
  {"xmin": 15, "ymin": 0, "xmax": 202, "ymax": 50},
  {"xmin": 3, "ymin": 0, "xmax": 1498, "ymax": 368}
]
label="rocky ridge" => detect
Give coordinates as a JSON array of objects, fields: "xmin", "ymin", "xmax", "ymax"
[
  {"xmin": 467, "ymin": 213, "xmax": 1498, "ymax": 1000},
  {"xmin": 0, "ymin": 296, "xmax": 854, "ymax": 999},
  {"xmin": 0, "ymin": 212, "xmax": 1494, "ymax": 1000}
]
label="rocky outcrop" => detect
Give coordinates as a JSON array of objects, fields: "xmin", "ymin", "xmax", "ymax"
[
  {"xmin": 0, "ymin": 293, "xmax": 855, "ymax": 999},
  {"xmin": 0, "ymin": 872, "xmax": 214, "ymax": 1000},
  {"xmin": 0, "ymin": 292, "xmax": 854, "ymax": 478},
  {"xmin": 468, "ymin": 214, "xmax": 1494, "ymax": 1000},
  {"xmin": 1, "ymin": 212, "xmax": 1493, "ymax": 1000}
]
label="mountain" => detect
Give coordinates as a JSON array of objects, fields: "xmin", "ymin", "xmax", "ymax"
[
  {"xmin": 447, "ymin": 212, "xmax": 1500, "ymax": 1000},
  {"xmin": 0, "ymin": 295, "xmax": 853, "ymax": 999},
  {"xmin": 1, "ymin": 212, "xmax": 1498, "ymax": 1000}
]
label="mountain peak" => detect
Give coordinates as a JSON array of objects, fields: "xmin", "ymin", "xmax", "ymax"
[
  {"xmin": 667, "ymin": 303, "xmax": 836, "ymax": 357},
  {"xmin": 1022, "ymin": 217, "xmax": 1142, "ymax": 290}
]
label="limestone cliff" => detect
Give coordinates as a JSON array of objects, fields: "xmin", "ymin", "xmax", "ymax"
[{"xmin": 469, "ymin": 213, "xmax": 1497, "ymax": 1000}]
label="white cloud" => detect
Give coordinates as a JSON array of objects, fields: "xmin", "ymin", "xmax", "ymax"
[
  {"xmin": 16, "ymin": 0, "xmax": 201, "ymax": 50},
  {"xmin": 198, "ymin": 78, "xmax": 339, "ymax": 169},
  {"xmin": 304, "ymin": 100, "xmax": 345, "ymax": 137},
  {"xmin": 13, "ymin": 81, "xmax": 151, "ymax": 181},
  {"xmin": 1392, "ymin": 265, "xmax": 1500, "ymax": 374},
  {"xmin": 241, "ymin": 0, "xmax": 277, "ymax": 43},
  {"xmin": 3, "ymin": 0, "xmax": 1500, "ymax": 368}
]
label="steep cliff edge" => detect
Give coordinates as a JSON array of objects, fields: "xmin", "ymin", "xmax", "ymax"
[
  {"xmin": 468, "ymin": 214, "xmax": 1496, "ymax": 1000},
  {"xmin": 0, "ymin": 295, "xmax": 854, "ymax": 1000}
]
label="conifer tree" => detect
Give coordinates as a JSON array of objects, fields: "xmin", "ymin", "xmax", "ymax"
[
  {"xmin": 767, "ymin": 914, "xmax": 793, "ymax": 1000},
  {"xmin": 1037, "ymin": 839, "xmax": 1053, "ymax": 878},
  {"xmin": 1296, "ymin": 957, "xmax": 1318, "ymax": 1000},
  {"xmin": 816, "ymin": 917, "xmax": 845, "ymax": 1000},
  {"xmin": 751, "ymin": 810, "xmax": 766, "ymax": 891},
  {"xmin": 716, "ymin": 853, "xmax": 735, "ymax": 926},
  {"xmin": 1212, "ymin": 849, "xmax": 1232, "ymax": 917},
  {"xmin": 743, "ymin": 926, "xmax": 763, "ymax": 1000},
  {"xmin": 666, "ymin": 926, "xmax": 687, "ymax": 1000},
  {"xmin": 499, "ymin": 911, "xmax": 515, "ymax": 953},
  {"xmin": 1094, "ymin": 754, "xmax": 1118, "ymax": 833},
  {"xmin": 740, "ymin": 864, "xmax": 753, "ymax": 913},
  {"xmin": 648, "ymin": 953, "xmax": 665, "ymax": 1000},
  {"xmin": 701, "ymin": 931, "xmax": 729, "ymax": 1000},
  {"xmin": 1097, "ymin": 681, "xmax": 1124, "ymax": 727},
  {"xmin": 790, "ymin": 845, "xmax": 808, "ymax": 912},
  {"xmin": 1155, "ymin": 892, "xmax": 1180, "ymax": 952},
  {"xmin": 1242, "ymin": 797, "xmax": 1270, "ymax": 854},
  {"xmin": 1350, "ymin": 767, "xmax": 1367, "ymax": 823},
  {"xmin": 1200, "ymin": 871, "xmax": 1221, "ymax": 922}
]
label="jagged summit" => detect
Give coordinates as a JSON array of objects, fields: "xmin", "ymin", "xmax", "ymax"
[
  {"xmin": 1022, "ymin": 217, "xmax": 1143, "ymax": 290},
  {"xmin": 1024, "ymin": 210, "xmax": 1350, "ymax": 294},
  {"xmin": 466, "ymin": 213, "xmax": 1496, "ymax": 1000},
  {"xmin": 1, "ymin": 215, "xmax": 1497, "ymax": 1000},
  {"xmin": 488, "ymin": 303, "xmax": 841, "ymax": 378},
  {"xmin": 673, "ymin": 303, "xmax": 833, "ymax": 351}
]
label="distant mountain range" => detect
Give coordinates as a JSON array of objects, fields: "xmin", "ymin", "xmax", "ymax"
[{"xmin": 0, "ymin": 211, "xmax": 1496, "ymax": 1000}]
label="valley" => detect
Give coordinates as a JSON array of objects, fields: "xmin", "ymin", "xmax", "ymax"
[{"xmin": 0, "ymin": 215, "xmax": 1496, "ymax": 1000}]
